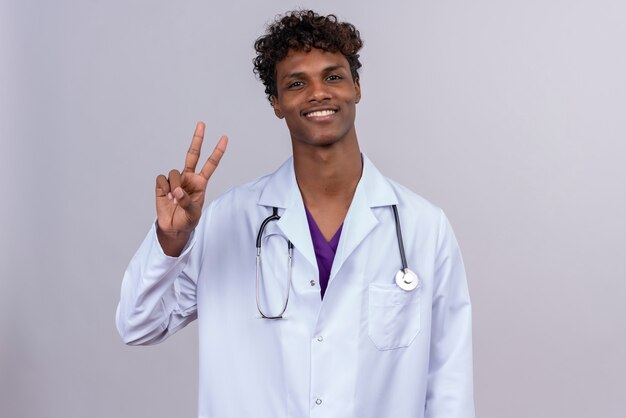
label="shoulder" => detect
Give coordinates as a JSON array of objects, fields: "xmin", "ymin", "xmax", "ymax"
[
  {"xmin": 386, "ymin": 177, "xmax": 447, "ymax": 234},
  {"xmin": 205, "ymin": 173, "xmax": 271, "ymax": 214},
  {"xmin": 388, "ymin": 178, "xmax": 443, "ymax": 218},
  {"xmin": 194, "ymin": 173, "xmax": 273, "ymax": 241},
  {"xmin": 207, "ymin": 157, "xmax": 294, "ymax": 213},
  {"xmin": 378, "ymin": 176, "xmax": 460, "ymax": 258},
  {"xmin": 363, "ymin": 153, "xmax": 444, "ymax": 225}
]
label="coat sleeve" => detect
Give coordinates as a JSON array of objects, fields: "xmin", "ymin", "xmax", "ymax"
[
  {"xmin": 424, "ymin": 210, "xmax": 475, "ymax": 418},
  {"xmin": 115, "ymin": 205, "xmax": 212, "ymax": 345}
]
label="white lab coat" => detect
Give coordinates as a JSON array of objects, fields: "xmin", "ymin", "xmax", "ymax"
[{"xmin": 116, "ymin": 155, "xmax": 475, "ymax": 418}]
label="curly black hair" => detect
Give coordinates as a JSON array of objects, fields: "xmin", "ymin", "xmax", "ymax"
[{"xmin": 253, "ymin": 10, "xmax": 363, "ymax": 105}]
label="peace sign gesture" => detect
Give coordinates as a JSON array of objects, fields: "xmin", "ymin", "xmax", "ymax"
[{"xmin": 155, "ymin": 122, "xmax": 228, "ymax": 256}]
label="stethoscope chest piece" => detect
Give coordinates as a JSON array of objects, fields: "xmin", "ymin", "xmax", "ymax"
[{"xmin": 396, "ymin": 268, "xmax": 420, "ymax": 291}]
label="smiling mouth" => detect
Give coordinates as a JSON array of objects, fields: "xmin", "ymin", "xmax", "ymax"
[{"xmin": 304, "ymin": 109, "xmax": 337, "ymax": 118}]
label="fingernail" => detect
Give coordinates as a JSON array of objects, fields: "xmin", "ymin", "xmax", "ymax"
[
  {"xmin": 174, "ymin": 188, "xmax": 184, "ymax": 199},
  {"xmin": 167, "ymin": 192, "xmax": 173, "ymax": 200}
]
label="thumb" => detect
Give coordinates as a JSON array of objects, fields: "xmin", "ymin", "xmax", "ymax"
[{"xmin": 173, "ymin": 187, "xmax": 199, "ymax": 219}]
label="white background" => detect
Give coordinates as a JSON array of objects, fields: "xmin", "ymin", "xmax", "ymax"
[{"xmin": 2, "ymin": 1, "xmax": 625, "ymax": 417}]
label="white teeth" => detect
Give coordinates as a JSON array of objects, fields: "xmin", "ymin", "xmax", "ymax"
[{"xmin": 306, "ymin": 109, "xmax": 335, "ymax": 117}]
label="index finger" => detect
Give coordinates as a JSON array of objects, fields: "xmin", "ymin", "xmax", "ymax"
[
  {"xmin": 183, "ymin": 121, "xmax": 205, "ymax": 173},
  {"xmin": 199, "ymin": 135, "xmax": 228, "ymax": 180}
]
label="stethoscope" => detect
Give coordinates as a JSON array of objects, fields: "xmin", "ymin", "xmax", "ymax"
[{"xmin": 255, "ymin": 205, "xmax": 420, "ymax": 319}]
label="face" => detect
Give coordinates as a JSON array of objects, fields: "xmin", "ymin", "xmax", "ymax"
[{"xmin": 272, "ymin": 48, "xmax": 361, "ymax": 148}]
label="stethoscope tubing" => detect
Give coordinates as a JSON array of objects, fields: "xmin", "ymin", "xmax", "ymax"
[
  {"xmin": 256, "ymin": 207, "xmax": 293, "ymax": 319},
  {"xmin": 391, "ymin": 204, "xmax": 409, "ymax": 272},
  {"xmin": 255, "ymin": 204, "xmax": 418, "ymax": 319}
]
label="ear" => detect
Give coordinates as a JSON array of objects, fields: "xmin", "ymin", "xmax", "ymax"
[
  {"xmin": 272, "ymin": 96, "xmax": 284, "ymax": 119},
  {"xmin": 354, "ymin": 79, "xmax": 361, "ymax": 104}
]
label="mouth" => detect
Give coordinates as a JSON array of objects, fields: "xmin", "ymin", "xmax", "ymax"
[{"xmin": 303, "ymin": 108, "xmax": 338, "ymax": 120}]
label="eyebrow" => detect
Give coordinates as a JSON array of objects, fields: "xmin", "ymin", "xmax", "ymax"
[{"xmin": 281, "ymin": 65, "xmax": 347, "ymax": 81}]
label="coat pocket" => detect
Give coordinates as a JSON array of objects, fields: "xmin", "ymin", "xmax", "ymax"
[{"xmin": 368, "ymin": 282, "xmax": 421, "ymax": 350}]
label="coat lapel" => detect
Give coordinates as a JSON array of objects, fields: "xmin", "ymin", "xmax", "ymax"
[
  {"xmin": 257, "ymin": 155, "xmax": 399, "ymax": 278},
  {"xmin": 329, "ymin": 155, "xmax": 398, "ymax": 282},
  {"xmin": 258, "ymin": 158, "xmax": 317, "ymax": 269}
]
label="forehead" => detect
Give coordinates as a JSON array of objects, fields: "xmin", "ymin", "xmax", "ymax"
[{"xmin": 275, "ymin": 48, "xmax": 350, "ymax": 77}]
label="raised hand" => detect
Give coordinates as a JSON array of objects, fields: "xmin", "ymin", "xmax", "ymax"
[{"xmin": 155, "ymin": 122, "xmax": 228, "ymax": 256}]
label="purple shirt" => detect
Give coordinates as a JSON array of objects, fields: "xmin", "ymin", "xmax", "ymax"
[{"xmin": 305, "ymin": 207, "xmax": 342, "ymax": 299}]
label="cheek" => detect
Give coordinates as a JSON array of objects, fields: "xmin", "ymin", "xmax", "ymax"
[{"xmin": 283, "ymin": 114, "xmax": 304, "ymax": 133}]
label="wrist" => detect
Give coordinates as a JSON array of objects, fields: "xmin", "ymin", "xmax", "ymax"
[{"xmin": 156, "ymin": 225, "xmax": 192, "ymax": 257}]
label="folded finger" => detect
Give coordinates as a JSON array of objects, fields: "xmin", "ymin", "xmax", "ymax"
[
  {"xmin": 168, "ymin": 169, "xmax": 182, "ymax": 198},
  {"xmin": 155, "ymin": 174, "xmax": 170, "ymax": 198}
]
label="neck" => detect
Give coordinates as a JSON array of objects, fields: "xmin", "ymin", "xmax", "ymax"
[{"xmin": 292, "ymin": 135, "xmax": 362, "ymax": 210}]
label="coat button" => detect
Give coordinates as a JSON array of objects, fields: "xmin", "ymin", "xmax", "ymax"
[
  {"xmin": 310, "ymin": 280, "xmax": 316, "ymax": 286},
  {"xmin": 315, "ymin": 398, "xmax": 322, "ymax": 405},
  {"xmin": 316, "ymin": 336, "xmax": 323, "ymax": 342}
]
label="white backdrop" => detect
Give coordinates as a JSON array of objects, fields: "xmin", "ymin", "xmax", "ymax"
[{"xmin": 2, "ymin": 1, "xmax": 625, "ymax": 417}]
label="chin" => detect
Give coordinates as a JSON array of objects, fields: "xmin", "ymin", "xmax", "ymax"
[
  {"xmin": 303, "ymin": 129, "xmax": 353, "ymax": 147},
  {"xmin": 303, "ymin": 136, "xmax": 342, "ymax": 148}
]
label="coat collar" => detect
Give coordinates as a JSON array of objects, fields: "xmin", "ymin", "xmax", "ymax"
[{"xmin": 257, "ymin": 154, "xmax": 398, "ymax": 274}]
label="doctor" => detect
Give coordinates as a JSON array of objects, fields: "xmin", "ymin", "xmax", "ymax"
[{"xmin": 117, "ymin": 9, "xmax": 475, "ymax": 418}]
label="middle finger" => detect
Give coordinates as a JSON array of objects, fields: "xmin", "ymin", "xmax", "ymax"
[{"xmin": 184, "ymin": 121, "xmax": 205, "ymax": 173}]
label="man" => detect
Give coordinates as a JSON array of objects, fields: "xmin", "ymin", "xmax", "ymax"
[{"xmin": 117, "ymin": 10, "xmax": 474, "ymax": 418}]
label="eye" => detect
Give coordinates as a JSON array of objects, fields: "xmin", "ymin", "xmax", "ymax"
[
  {"xmin": 287, "ymin": 81, "xmax": 304, "ymax": 89},
  {"xmin": 326, "ymin": 74, "xmax": 342, "ymax": 81}
]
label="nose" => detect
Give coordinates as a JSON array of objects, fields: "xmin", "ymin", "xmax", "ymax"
[{"xmin": 307, "ymin": 80, "xmax": 331, "ymax": 102}]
